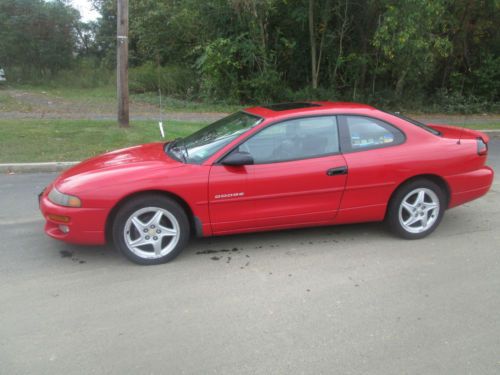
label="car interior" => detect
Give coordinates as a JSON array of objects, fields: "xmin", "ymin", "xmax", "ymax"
[{"xmin": 237, "ymin": 116, "xmax": 339, "ymax": 164}]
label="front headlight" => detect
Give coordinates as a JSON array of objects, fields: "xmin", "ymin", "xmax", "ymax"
[{"xmin": 48, "ymin": 187, "xmax": 82, "ymax": 208}]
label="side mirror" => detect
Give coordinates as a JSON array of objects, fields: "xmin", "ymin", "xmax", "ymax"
[{"xmin": 221, "ymin": 151, "xmax": 254, "ymax": 166}]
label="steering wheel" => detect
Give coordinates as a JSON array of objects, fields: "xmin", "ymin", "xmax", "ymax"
[{"xmin": 271, "ymin": 139, "xmax": 296, "ymax": 160}]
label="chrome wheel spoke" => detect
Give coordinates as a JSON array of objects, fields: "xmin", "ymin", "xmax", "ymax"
[
  {"xmin": 424, "ymin": 203, "xmax": 438, "ymax": 212},
  {"xmin": 152, "ymin": 239, "xmax": 163, "ymax": 256},
  {"xmin": 401, "ymin": 201, "xmax": 415, "ymax": 213},
  {"xmin": 131, "ymin": 217, "xmax": 146, "ymax": 231},
  {"xmin": 404, "ymin": 215, "xmax": 419, "ymax": 226},
  {"xmin": 159, "ymin": 225, "xmax": 177, "ymax": 237},
  {"xmin": 421, "ymin": 212, "xmax": 429, "ymax": 228},
  {"xmin": 147, "ymin": 211, "xmax": 163, "ymax": 227},
  {"xmin": 416, "ymin": 190, "xmax": 426, "ymax": 205},
  {"xmin": 129, "ymin": 236, "xmax": 149, "ymax": 247}
]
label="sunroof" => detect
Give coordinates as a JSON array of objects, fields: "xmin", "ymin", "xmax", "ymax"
[{"xmin": 263, "ymin": 102, "xmax": 321, "ymax": 111}]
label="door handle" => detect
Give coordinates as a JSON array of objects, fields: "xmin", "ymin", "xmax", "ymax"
[{"xmin": 326, "ymin": 166, "xmax": 348, "ymax": 176}]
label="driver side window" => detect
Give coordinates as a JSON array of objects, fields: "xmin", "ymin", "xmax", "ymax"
[{"xmin": 238, "ymin": 116, "xmax": 339, "ymax": 164}]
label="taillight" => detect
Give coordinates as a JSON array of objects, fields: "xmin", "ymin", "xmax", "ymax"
[{"xmin": 477, "ymin": 138, "xmax": 488, "ymax": 155}]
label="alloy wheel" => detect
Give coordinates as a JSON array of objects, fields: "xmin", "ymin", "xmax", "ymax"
[
  {"xmin": 398, "ymin": 188, "xmax": 440, "ymax": 234},
  {"xmin": 123, "ymin": 207, "xmax": 180, "ymax": 259}
]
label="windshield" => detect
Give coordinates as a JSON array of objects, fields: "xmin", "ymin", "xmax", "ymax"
[
  {"xmin": 391, "ymin": 112, "xmax": 441, "ymax": 136},
  {"xmin": 165, "ymin": 111, "xmax": 262, "ymax": 163}
]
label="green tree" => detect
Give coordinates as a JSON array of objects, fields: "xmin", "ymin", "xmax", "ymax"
[
  {"xmin": 373, "ymin": 0, "xmax": 452, "ymax": 96},
  {"xmin": 0, "ymin": 0, "xmax": 78, "ymax": 78}
]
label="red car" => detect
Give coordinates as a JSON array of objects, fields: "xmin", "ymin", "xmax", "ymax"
[{"xmin": 39, "ymin": 102, "xmax": 494, "ymax": 265}]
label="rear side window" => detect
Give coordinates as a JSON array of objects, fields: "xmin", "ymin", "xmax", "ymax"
[
  {"xmin": 390, "ymin": 112, "xmax": 441, "ymax": 136},
  {"xmin": 339, "ymin": 115, "xmax": 405, "ymax": 152}
]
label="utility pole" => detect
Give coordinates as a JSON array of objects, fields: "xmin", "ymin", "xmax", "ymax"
[{"xmin": 117, "ymin": 0, "xmax": 129, "ymax": 127}]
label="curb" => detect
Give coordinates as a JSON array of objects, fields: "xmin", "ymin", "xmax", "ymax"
[
  {"xmin": 0, "ymin": 161, "xmax": 79, "ymax": 174},
  {"xmin": 2, "ymin": 129, "xmax": 499, "ymax": 174}
]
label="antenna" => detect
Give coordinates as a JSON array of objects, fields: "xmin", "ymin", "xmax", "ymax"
[
  {"xmin": 457, "ymin": 113, "xmax": 465, "ymax": 144},
  {"xmin": 157, "ymin": 55, "xmax": 165, "ymax": 138},
  {"xmin": 158, "ymin": 88, "xmax": 165, "ymax": 138}
]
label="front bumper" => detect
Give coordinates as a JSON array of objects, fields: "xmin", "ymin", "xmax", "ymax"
[{"xmin": 39, "ymin": 187, "xmax": 107, "ymax": 245}]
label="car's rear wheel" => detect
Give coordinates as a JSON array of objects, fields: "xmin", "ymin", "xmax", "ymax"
[
  {"xmin": 112, "ymin": 194, "xmax": 190, "ymax": 265},
  {"xmin": 387, "ymin": 179, "xmax": 446, "ymax": 239}
]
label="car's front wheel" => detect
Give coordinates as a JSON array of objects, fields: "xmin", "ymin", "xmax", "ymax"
[
  {"xmin": 112, "ymin": 194, "xmax": 190, "ymax": 265},
  {"xmin": 387, "ymin": 179, "xmax": 446, "ymax": 239}
]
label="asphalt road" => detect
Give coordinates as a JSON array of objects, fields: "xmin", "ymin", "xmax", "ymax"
[{"xmin": 1, "ymin": 141, "xmax": 499, "ymax": 374}]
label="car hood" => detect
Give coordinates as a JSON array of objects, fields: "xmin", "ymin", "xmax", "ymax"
[{"xmin": 55, "ymin": 142, "xmax": 183, "ymax": 193}]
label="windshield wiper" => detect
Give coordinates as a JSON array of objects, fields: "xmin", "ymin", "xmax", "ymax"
[
  {"xmin": 165, "ymin": 138, "xmax": 187, "ymax": 162},
  {"xmin": 166, "ymin": 137, "xmax": 182, "ymax": 152},
  {"xmin": 166, "ymin": 137, "xmax": 189, "ymax": 163},
  {"xmin": 180, "ymin": 143, "xmax": 189, "ymax": 162}
]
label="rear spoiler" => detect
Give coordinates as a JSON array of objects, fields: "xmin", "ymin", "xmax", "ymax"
[{"xmin": 427, "ymin": 124, "xmax": 490, "ymax": 144}]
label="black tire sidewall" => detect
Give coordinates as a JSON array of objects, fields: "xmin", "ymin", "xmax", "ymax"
[
  {"xmin": 387, "ymin": 179, "xmax": 446, "ymax": 239},
  {"xmin": 112, "ymin": 195, "xmax": 190, "ymax": 265}
]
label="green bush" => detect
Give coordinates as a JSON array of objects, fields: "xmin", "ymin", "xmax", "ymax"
[
  {"xmin": 129, "ymin": 62, "xmax": 196, "ymax": 99},
  {"xmin": 286, "ymin": 86, "xmax": 339, "ymax": 102},
  {"xmin": 4, "ymin": 58, "xmax": 113, "ymax": 88},
  {"xmin": 195, "ymin": 38, "xmax": 242, "ymax": 102},
  {"xmin": 51, "ymin": 60, "xmax": 113, "ymax": 89},
  {"xmin": 432, "ymin": 89, "xmax": 492, "ymax": 114},
  {"xmin": 239, "ymin": 69, "xmax": 287, "ymax": 103}
]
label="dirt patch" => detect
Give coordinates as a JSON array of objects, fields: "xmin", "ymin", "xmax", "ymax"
[
  {"xmin": 0, "ymin": 89, "xmax": 226, "ymax": 122},
  {"xmin": 1, "ymin": 88, "xmax": 499, "ymax": 125}
]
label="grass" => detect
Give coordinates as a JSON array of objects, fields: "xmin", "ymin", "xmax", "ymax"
[{"xmin": 0, "ymin": 119, "xmax": 206, "ymax": 163}]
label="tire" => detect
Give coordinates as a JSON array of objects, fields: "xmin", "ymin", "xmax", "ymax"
[
  {"xmin": 386, "ymin": 179, "xmax": 446, "ymax": 239},
  {"xmin": 112, "ymin": 194, "xmax": 190, "ymax": 265}
]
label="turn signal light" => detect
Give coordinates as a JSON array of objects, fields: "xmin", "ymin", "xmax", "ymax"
[
  {"xmin": 477, "ymin": 138, "xmax": 488, "ymax": 155},
  {"xmin": 47, "ymin": 214, "xmax": 70, "ymax": 223}
]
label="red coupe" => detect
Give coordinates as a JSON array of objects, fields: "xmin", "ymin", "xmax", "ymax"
[{"xmin": 39, "ymin": 102, "xmax": 494, "ymax": 264}]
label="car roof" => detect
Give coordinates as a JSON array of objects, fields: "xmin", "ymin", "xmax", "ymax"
[{"xmin": 244, "ymin": 101, "xmax": 376, "ymax": 119}]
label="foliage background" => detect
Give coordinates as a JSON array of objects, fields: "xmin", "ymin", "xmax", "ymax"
[{"xmin": 1, "ymin": 0, "xmax": 499, "ymax": 113}]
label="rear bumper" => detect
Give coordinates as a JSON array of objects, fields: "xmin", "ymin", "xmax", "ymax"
[
  {"xmin": 446, "ymin": 166, "xmax": 494, "ymax": 208},
  {"xmin": 39, "ymin": 189, "xmax": 107, "ymax": 245}
]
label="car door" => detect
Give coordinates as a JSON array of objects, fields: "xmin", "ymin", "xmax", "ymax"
[
  {"xmin": 208, "ymin": 115, "xmax": 348, "ymax": 234},
  {"xmin": 336, "ymin": 115, "xmax": 406, "ymax": 223}
]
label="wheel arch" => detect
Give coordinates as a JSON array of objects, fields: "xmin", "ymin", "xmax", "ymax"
[
  {"xmin": 105, "ymin": 190, "xmax": 198, "ymax": 243},
  {"xmin": 385, "ymin": 174, "xmax": 451, "ymax": 219}
]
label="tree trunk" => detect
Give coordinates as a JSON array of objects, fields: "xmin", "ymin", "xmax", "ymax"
[
  {"xmin": 309, "ymin": 0, "xmax": 318, "ymax": 89},
  {"xmin": 117, "ymin": 0, "xmax": 129, "ymax": 128},
  {"xmin": 332, "ymin": 0, "xmax": 349, "ymax": 84},
  {"xmin": 395, "ymin": 69, "xmax": 407, "ymax": 97}
]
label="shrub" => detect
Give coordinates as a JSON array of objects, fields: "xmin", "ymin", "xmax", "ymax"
[
  {"xmin": 432, "ymin": 89, "xmax": 492, "ymax": 114},
  {"xmin": 129, "ymin": 62, "xmax": 196, "ymax": 99},
  {"xmin": 239, "ymin": 69, "xmax": 287, "ymax": 103},
  {"xmin": 4, "ymin": 58, "xmax": 113, "ymax": 88}
]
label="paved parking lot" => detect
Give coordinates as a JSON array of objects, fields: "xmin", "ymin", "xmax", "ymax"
[{"xmin": 1, "ymin": 141, "xmax": 499, "ymax": 374}]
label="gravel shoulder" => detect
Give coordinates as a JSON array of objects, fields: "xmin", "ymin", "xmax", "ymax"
[
  {"xmin": 0, "ymin": 88, "xmax": 225, "ymax": 123},
  {"xmin": 1, "ymin": 88, "xmax": 499, "ymax": 125}
]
